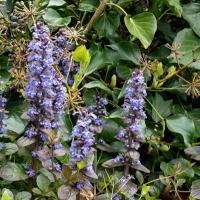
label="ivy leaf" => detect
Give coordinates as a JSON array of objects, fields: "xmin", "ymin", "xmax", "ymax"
[
  {"xmin": 85, "ymin": 50, "xmax": 112, "ymax": 76},
  {"xmin": 166, "ymin": 114, "xmax": 196, "ymax": 146},
  {"xmin": 43, "ymin": 8, "xmax": 71, "ymax": 27},
  {"xmin": 124, "ymin": 12, "xmax": 157, "ymax": 49},
  {"xmin": 183, "ymin": 3, "xmax": 200, "ymax": 37},
  {"xmin": 169, "ymin": 28, "xmax": 200, "ymax": 69},
  {"xmin": 84, "ymin": 80, "xmax": 112, "ymax": 94},
  {"xmin": 47, "ymin": 0, "xmax": 66, "ymax": 7},
  {"xmin": 151, "ymin": 93, "xmax": 173, "ymax": 122},
  {"xmin": 79, "ymin": 0, "xmax": 98, "ymax": 12},
  {"xmin": 163, "ymin": 0, "xmax": 182, "ymax": 17},
  {"xmin": 107, "ymin": 41, "xmax": 141, "ymax": 65},
  {"xmin": 0, "ymin": 162, "xmax": 28, "ymax": 181},
  {"xmin": 94, "ymin": 12, "xmax": 120, "ymax": 37}
]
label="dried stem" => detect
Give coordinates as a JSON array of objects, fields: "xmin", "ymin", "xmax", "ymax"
[{"xmin": 84, "ymin": 0, "xmax": 109, "ymax": 34}]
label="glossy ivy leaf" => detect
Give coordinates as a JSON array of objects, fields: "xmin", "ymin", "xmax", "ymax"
[
  {"xmin": 162, "ymin": 0, "xmax": 182, "ymax": 17},
  {"xmin": 124, "ymin": 13, "xmax": 157, "ymax": 49},
  {"xmin": 0, "ymin": 162, "xmax": 28, "ymax": 181},
  {"xmin": 94, "ymin": 12, "xmax": 120, "ymax": 37},
  {"xmin": 116, "ymin": 61, "xmax": 132, "ymax": 80},
  {"xmin": 1, "ymin": 189, "xmax": 13, "ymax": 200},
  {"xmin": 15, "ymin": 192, "xmax": 32, "ymax": 200},
  {"xmin": 36, "ymin": 174, "xmax": 51, "ymax": 192},
  {"xmin": 107, "ymin": 41, "xmax": 141, "ymax": 65},
  {"xmin": 47, "ymin": 0, "xmax": 66, "ymax": 7},
  {"xmin": 183, "ymin": 3, "xmax": 200, "ymax": 37},
  {"xmin": 151, "ymin": 93, "xmax": 173, "ymax": 122},
  {"xmin": 43, "ymin": 8, "xmax": 71, "ymax": 27},
  {"xmin": 84, "ymin": 80, "xmax": 112, "ymax": 94},
  {"xmin": 170, "ymin": 158, "xmax": 195, "ymax": 178},
  {"xmin": 169, "ymin": 28, "xmax": 200, "ymax": 69},
  {"xmin": 85, "ymin": 50, "xmax": 113, "ymax": 76},
  {"xmin": 166, "ymin": 114, "xmax": 196, "ymax": 146},
  {"xmin": 79, "ymin": 0, "xmax": 98, "ymax": 12}
]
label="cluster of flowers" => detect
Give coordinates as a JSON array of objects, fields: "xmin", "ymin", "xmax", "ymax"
[
  {"xmin": 24, "ymin": 22, "xmax": 66, "ymax": 176},
  {"xmin": 70, "ymin": 95, "xmax": 107, "ymax": 190},
  {"xmin": 25, "ymin": 22, "xmax": 66, "ymax": 130},
  {"xmin": 53, "ymin": 30, "xmax": 80, "ymax": 86},
  {"xmin": 0, "ymin": 81, "xmax": 7, "ymax": 134},
  {"xmin": 116, "ymin": 69, "xmax": 146, "ymax": 166}
]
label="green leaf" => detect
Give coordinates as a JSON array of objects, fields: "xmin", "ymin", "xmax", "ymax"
[
  {"xmin": 15, "ymin": 192, "xmax": 32, "ymax": 200},
  {"xmin": 166, "ymin": 114, "xmax": 196, "ymax": 146},
  {"xmin": 40, "ymin": 168, "xmax": 55, "ymax": 183},
  {"xmin": 163, "ymin": 0, "xmax": 182, "ymax": 17},
  {"xmin": 36, "ymin": 174, "xmax": 51, "ymax": 192},
  {"xmin": 4, "ymin": 115, "xmax": 27, "ymax": 134},
  {"xmin": 0, "ymin": 162, "xmax": 28, "ymax": 181},
  {"xmin": 79, "ymin": 0, "xmax": 98, "ymax": 12},
  {"xmin": 77, "ymin": 160, "xmax": 86, "ymax": 170},
  {"xmin": 1, "ymin": 189, "xmax": 13, "ymax": 200},
  {"xmin": 141, "ymin": 184, "xmax": 150, "ymax": 197},
  {"xmin": 85, "ymin": 50, "xmax": 112, "ymax": 76},
  {"xmin": 183, "ymin": 3, "xmax": 200, "ymax": 37},
  {"xmin": 48, "ymin": 0, "xmax": 66, "ymax": 7},
  {"xmin": 72, "ymin": 45, "xmax": 91, "ymax": 91},
  {"xmin": 116, "ymin": 62, "xmax": 132, "ymax": 80},
  {"xmin": 160, "ymin": 162, "xmax": 174, "ymax": 176},
  {"xmin": 43, "ymin": 8, "xmax": 71, "ymax": 27},
  {"xmin": 169, "ymin": 28, "xmax": 200, "ymax": 69},
  {"xmin": 110, "ymin": 141, "xmax": 127, "ymax": 153},
  {"xmin": 94, "ymin": 12, "xmax": 120, "ymax": 37},
  {"xmin": 151, "ymin": 93, "xmax": 173, "ymax": 122},
  {"xmin": 72, "ymin": 45, "xmax": 91, "ymax": 64},
  {"xmin": 124, "ymin": 12, "xmax": 157, "ymax": 49},
  {"xmin": 4, "ymin": 143, "xmax": 18, "ymax": 155},
  {"xmin": 108, "ymin": 41, "xmax": 141, "ymax": 65},
  {"xmin": 84, "ymin": 80, "xmax": 112, "ymax": 94}
]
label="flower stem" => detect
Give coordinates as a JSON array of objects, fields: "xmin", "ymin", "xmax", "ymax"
[{"xmin": 107, "ymin": 2, "xmax": 128, "ymax": 15}]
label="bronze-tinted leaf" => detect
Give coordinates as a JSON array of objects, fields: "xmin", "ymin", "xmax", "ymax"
[
  {"xmin": 102, "ymin": 159, "xmax": 124, "ymax": 168},
  {"xmin": 57, "ymin": 185, "xmax": 77, "ymax": 200},
  {"xmin": 17, "ymin": 136, "xmax": 35, "ymax": 147}
]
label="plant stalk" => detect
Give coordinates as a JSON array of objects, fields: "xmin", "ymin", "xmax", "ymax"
[{"xmin": 84, "ymin": 0, "xmax": 109, "ymax": 34}]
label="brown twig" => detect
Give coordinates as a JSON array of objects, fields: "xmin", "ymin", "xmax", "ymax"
[{"xmin": 84, "ymin": 0, "xmax": 109, "ymax": 34}]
